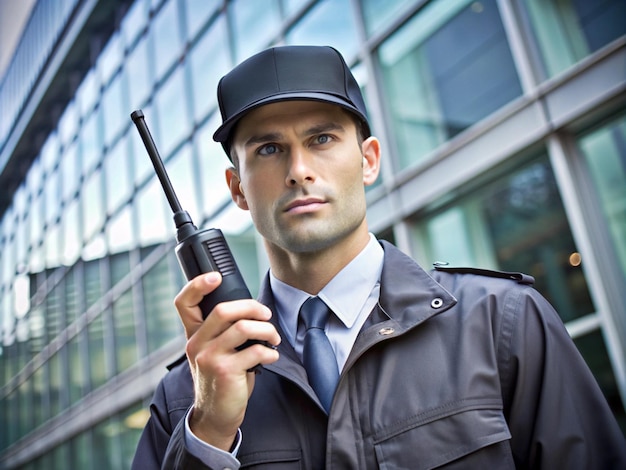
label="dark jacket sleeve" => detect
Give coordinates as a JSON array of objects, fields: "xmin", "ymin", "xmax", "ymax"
[{"xmin": 499, "ymin": 285, "xmax": 626, "ymax": 468}]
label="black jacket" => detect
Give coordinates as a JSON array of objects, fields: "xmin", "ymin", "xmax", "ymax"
[{"xmin": 133, "ymin": 241, "xmax": 626, "ymax": 469}]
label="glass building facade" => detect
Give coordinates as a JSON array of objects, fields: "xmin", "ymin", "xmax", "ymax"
[{"xmin": 0, "ymin": 0, "xmax": 624, "ymax": 467}]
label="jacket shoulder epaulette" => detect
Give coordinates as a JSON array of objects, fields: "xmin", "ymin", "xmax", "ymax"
[{"xmin": 433, "ymin": 263, "xmax": 534, "ymax": 285}]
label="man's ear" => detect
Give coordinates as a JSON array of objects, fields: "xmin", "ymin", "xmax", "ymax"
[
  {"xmin": 225, "ymin": 167, "xmax": 249, "ymax": 210},
  {"xmin": 361, "ymin": 136, "xmax": 381, "ymax": 186}
]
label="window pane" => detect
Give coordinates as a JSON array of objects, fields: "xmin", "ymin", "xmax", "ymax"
[
  {"xmin": 104, "ymin": 135, "xmax": 132, "ymax": 213},
  {"xmin": 136, "ymin": 177, "xmax": 170, "ymax": 247},
  {"xmin": 82, "ymin": 170, "xmax": 105, "ymax": 241},
  {"xmin": 98, "ymin": 32, "xmax": 123, "ymax": 86},
  {"xmin": 230, "ymin": 0, "xmax": 281, "ymax": 61},
  {"xmin": 85, "ymin": 258, "xmax": 103, "ymax": 309},
  {"xmin": 107, "ymin": 205, "xmax": 135, "ymax": 254},
  {"xmin": 195, "ymin": 116, "xmax": 232, "ymax": 219},
  {"xmin": 77, "ymin": 70, "xmax": 99, "ymax": 118},
  {"xmin": 68, "ymin": 334, "xmax": 86, "ymax": 404},
  {"xmin": 122, "ymin": 0, "xmax": 148, "ymax": 47},
  {"xmin": 88, "ymin": 314, "xmax": 107, "ymax": 390},
  {"xmin": 155, "ymin": 67, "xmax": 190, "ymax": 157},
  {"xmin": 578, "ymin": 114, "xmax": 626, "ymax": 283},
  {"xmin": 143, "ymin": 256, "xmax": 182, "ymax": 353},
  {"xmin": 184, "ymin": 0, "xmax": 221, "ymax": 40},
  {"xmin": 165, "ymin": 144, "xmax": 199, "ymax": 221},
  {"xmin": 361, "ymin": 0, "xmax": 414, "ymax": 37},
  {"xmin": 286, "ymin": 0, "xmax": 359, "ymax": 58},
  {"xmin": 523, "ymin": 0, "xmax": 626, "ymax": 78},
  {"xmin": 48, "ymin": 351, "xmax": 62, "ymax": 418},
  {"xmin": 188, "ymin": 16, "xmax": 229, "ymax": 121},
  {"xmin": 113, "ymin": 289, "xmax": 136, "ymax": 373},
  {"xmin": 81, "ymin": 111, "xmax": 102, "ymax": 174},
  {"xmin": 102, "ymin": 74, "xmax": 125, "ymax": 148},
  {"xmin": 151, "ymin": 0, "xmax": 181, "ymax": 80},
  {"xmin": 574, "ymin": 329, "xmax": 626, "ymax": 434},
  {"xmin": 412, "ymin": 155, "xmax": 594, "ymax": 323},
  {"xmin": 379, "ymin": 0, "xmax": 522, "ymax": 169},
  {"xmin": 44, "ymin": 169, "xmax": 60, "ymax": 225},
  {"xmin": 60, "ymin": 140, "xmax": 79, "ymax": 203},
  {"xmin": 126, "ymin": 39, "xmax": 152, "ymax": 110},
  {"xmin": 58, "ymin": 101, "xmax": 78, "ymax": 148}
]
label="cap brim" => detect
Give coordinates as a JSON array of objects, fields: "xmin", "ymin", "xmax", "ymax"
[{"xmin": 212, "ymin": 92, "xmax": 369, "ymax": 144}]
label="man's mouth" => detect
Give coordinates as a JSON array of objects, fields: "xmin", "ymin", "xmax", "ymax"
[{"xmin": 284, "ymin": 197, "xmax": 327, "ymax": 214}]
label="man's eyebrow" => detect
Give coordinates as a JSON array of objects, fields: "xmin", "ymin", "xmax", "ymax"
[
  {"xmin": 304, "ymin": 122, "xmax": 346, "ymax": 136},
  {"xmin": 244, "ymin": 132, "xmax": 284, "ymax": 147}
]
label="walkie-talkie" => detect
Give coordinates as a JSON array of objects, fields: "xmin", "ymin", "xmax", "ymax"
[{"xmin": 130, "ymin": 110, "xmax": 252, "ymax": 320}]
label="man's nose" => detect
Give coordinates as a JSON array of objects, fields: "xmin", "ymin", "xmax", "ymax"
[{"xmin": 285, "ymin": 147, "xmax": 315, "ymax": 187}]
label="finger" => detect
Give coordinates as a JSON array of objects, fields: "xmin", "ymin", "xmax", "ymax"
[
  {"xmin": 188, "ymin": 301, "xmax": 275, "ymax": 357},
  {"xmin": 219, "ymin": 318, "xmax": 282, "ymax": 352},
  {"xmin": 175, "ymin": 272, "xmax": 222, "ymax": 334}
]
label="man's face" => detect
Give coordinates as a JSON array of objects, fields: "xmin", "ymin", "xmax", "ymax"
[{"xmin": 229, "ymin": 100, "xmax": 379, "ymax": 255}]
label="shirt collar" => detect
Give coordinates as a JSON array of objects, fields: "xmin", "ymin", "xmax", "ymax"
[{"xmin": 270, "ymin": 234, "xmax": 384, "ymax": 344}]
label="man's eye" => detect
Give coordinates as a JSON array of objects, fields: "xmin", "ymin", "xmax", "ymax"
[
  {"xmin": 316, "ymin": 134, "xmax": 332, "ymax": 145},
  {"xmin": 258, "ymin": 144, "xmax": 278, "ymax": 155}
]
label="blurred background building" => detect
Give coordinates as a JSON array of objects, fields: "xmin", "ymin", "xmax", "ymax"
[{"xmin": 0, "ymin": 0, "xmax": 624, "ymax": 468}]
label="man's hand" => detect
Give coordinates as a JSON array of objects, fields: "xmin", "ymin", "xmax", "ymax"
[{"xmin": 174, "ymin": 272, "xmax": 281, "ymax": 451}]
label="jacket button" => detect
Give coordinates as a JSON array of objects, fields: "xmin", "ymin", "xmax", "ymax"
[
  {"xmin": 431, "ymin": 298, "xmax": 443, "ymax": 308},
  {"xmin": 378, "ymin": 327, "xmax": 395, "ymax": 336}
]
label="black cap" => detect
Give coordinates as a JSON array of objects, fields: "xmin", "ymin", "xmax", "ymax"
[{"xmin": 213, "ymin": 45, "xmax": 370, "ymax": 157}]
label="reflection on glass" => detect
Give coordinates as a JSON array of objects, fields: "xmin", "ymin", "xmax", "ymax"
[
  {"xmin": 102, "ymin": 75, "xmax": 125, "ymax": 148},
  {"xmin": 88, "ymin": 313, "xmax": 107, "ymax": 390},
  {"xmin": 58, "ymin": 101, "xmax": 78, "ymax": 147},
  {"xmin": 44, "ymin": 170, "xmax": 60, "ymax": 224},
  {"xmin": 81, "ymin": 111, "xmax": 102, "ymax": 174},
  {"xmin": 82, "ymin": 170, "xmax": 104, "ymax": 241},
  {"xmin": 574, "ymin": 329, "xmax": 626, "ymax": 433},
  {"xmin": 62, "ymin": 199, "xmax": 81, "ymax": 266},
  {"xmin": 379, "ymin": 0, "xmax": 522, "ymax": 169},
  {"xmin": 231, "ymin": 0, "xmax": 281, "ymax": 61},
  {"xmin": 143, "ymin": 256, "xmax": 182, "ymax": 354},
  {"xmin": 48, "ymin": 352, "xmax": 62, "ymax": 418},
  {"xmin": 189, "ymin": 16, "xmax": 229, "ymax": 121},
  {"xmin": 414, "ymin": 156, "xmax": 594, "ymax": 323},
  {"xmin": 122, "ymin": 0, "xmax": 148, "ymax": 47},
  {"xmin": 45, "ymin": 223, "xmax": 61, "ymax": 268},
  {"xmin": 107, "ymin": 206, "xmax": 135, "ymax": 254},
  {"xmin": 361, "ymin": 0, "xmax": 412, "ymax": 36},
  {"xmin": 99, "ymin": 32, "xmax": 123, "ymax": 87},
  {"xmin": 523, "ymin": 0, "xmax": 626, "ymax": 78},
  {"xmin": 113, "ymin": 289, "xmax": 137, "ymax": 374},
  {"xmin": 77, "ymin": 70, "xmax": 99, "ymax": 118},
  {"xmin": 126, "ymin": 39, "xmax": 152, "ymax": 111},
  {"xmin": 286, "ymin": 0, "xmax": 359, "ymax": 58},
  {"xmin": 195, "ymin": 117, "xmax": 232, "ymax": 219},
  {"xmin": 152, "ymin": 0, "xmax": 181, "ymax": 80},
  {"xmin": 68, "ymin": 334, "xmax": 86, "ymax": 404},
  {"xmin": 105, "ymin": 136, "xmax": 132, "ymax": 214},
  {"xmin": 136, "ymin": 177, "xmax": 170, "ymax": 247},
  {"xmin": 166, "ymin": 144, "xmax": 199, "ymax": 221},
  {"xmin": 155, "ymin": 67, "xmax": 190, "ymax": 157},
  {"xmin": 578, "ymin": 114, "xmax": 626, "ymax": 283},
  {"xmin": 61, "ymin": 141, "xmax": 79, "ymax": 203},
  {"xmin": 281, "ymin": 0, "xmax": 308, "ymax": 16},
  {"xmin": 185, "ymin": 0, "xmax": 221, "ymax": 40}
]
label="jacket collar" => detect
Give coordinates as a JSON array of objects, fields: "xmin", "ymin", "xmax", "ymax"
[{"xmin": 258, "ymin": 241, "xmax": 456, "ymax": 378}]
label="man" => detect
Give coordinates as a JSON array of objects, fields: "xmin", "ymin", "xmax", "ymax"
[{"xmin": 132, "ymin": 45, "xmax": 626, "ymax": 469}]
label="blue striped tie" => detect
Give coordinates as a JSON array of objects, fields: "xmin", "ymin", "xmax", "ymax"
[{"xmin": 300, "ymin": 296, "xmax": 339, "ymax": 412}]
